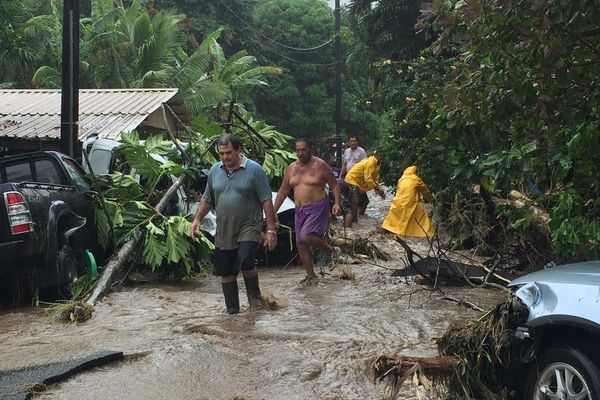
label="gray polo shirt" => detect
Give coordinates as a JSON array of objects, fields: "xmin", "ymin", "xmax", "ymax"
[{"xmin": 202, "ymin": 156, "xmax": 272, "ymax": 250}]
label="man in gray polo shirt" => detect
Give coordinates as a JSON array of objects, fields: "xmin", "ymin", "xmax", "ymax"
[{"xmin": 189, "ymin": 134, "xmax": 277, "ymax": 314}]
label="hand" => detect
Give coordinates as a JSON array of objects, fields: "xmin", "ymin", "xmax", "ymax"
[
  {"xmin": 189, "ymin": 219, "xmax": 200, "ymax": 240},
  {"xmin": 375, "ymin": 187, "xmax": 386, "ymax": 199},
  {"xmin": 264, "ymin": 232, "xmax": 277, "ymax": 251},
  {"xmin": 332, "ymin": 204, "xmax": 341, "ymax": 216}
]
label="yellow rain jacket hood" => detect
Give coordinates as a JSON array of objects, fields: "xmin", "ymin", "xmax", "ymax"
[
  {"xmin": 381, "ymin": 166, "xmax": 435, "ymax": 237},
  {"xmin": 344, "ymin": 156, "xmax": 380, "ymax": 192}
]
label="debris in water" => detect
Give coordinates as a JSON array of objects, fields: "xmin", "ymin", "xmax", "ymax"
[
  {"xmin": 43, "ymin": 300, "xmax": 94, "ymax": 322},
  {"xmin": 260, "ymin": 290, "xmax": 288, "ymax": 310},
  {"xmin": 372, "ymin": 301, "xmax": 516, "ymax": 399},
  {"xmin": 330, "ymin": 236, "xmax": 390, "ymax": 261},
  {"xmin": 436, "ymin": 300, "xmax": 513, "ymax": 399},
  {"xmin": 372, "ymin": 354, "xmax": 456, "ymax": 400},
  {"xmin": 12, "ymin": 382, "xmax": 46, "ymax": 395},
  {"xmin": 332, "ymin": 265, "xmax": 355, "ymax": 280}
]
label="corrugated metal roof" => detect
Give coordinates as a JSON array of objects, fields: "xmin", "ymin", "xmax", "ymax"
[{"xmin": 0, "ymin": 88, "xmax": 189, "ymax": 141}]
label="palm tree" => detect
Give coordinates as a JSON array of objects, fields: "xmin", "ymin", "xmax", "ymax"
[
  {"xmin": 83, "ymin": 0, "xmax": 183, "ymax": 88},
  {"xmin": 171, "ymin": 28, "xmax": 283, "ymax": 114},
  {"xmin": 30, "ymin": 1, "xmax": 282, "ymax": 114},
  {"xmin": 0, "ymin": 0, "xmax": 57, "ymax": 87}
]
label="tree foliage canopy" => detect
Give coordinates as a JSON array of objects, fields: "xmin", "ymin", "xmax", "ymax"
[{"xmin": 371, "ymin": 0, "xmax": 599, "ymax": 263}]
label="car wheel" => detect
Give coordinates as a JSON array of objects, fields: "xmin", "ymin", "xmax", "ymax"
[
  {"xmin": 56, "ymin": 244, "xmax": 78, "ymax": 297},
  {"xmin": 526, "ymin": 346, "xmax": 600, "ymax": 400}
]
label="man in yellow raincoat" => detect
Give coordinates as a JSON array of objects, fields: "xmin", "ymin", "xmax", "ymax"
[
  {"xmin": 381, "ymin": 166, "xmax": 435, "ymax": 237},
  {"xmin": 344, "ymin": 154, "xmax": 385, "ymax": 218}
]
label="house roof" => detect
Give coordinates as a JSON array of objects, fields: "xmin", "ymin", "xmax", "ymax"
[{"xmin": 0, "ymin": 88, "xmax": 190, "ymax": 142}]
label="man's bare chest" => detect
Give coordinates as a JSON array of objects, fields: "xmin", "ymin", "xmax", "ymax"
[{"xmin": 289, "ymin": 164, "xmax": 324, "ymax": 187}]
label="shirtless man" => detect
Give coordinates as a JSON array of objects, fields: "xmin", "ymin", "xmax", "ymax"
[{"xmin": 274, "ymin": 138, "xmax": 342, "ymax": 283}]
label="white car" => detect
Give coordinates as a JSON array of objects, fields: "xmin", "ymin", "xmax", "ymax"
[{"xmin": 508, "ymin": 261, "xmax": 600, "ymax": 399}]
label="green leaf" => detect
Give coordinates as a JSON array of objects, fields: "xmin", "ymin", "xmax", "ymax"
[
  {"xmin": 143, "ymin": 230, "xmax": 167, "ymax": 269},
  {"xmin": 121, "ymin": 131, "xmax": 140, "ymax": 146},
  {"xmin": 191, "ymin": 114, "xmax": 222, "ymax": 138},
  {"xmin": 146, "ymin": 221, "xmax": 165, "ymax": 235},
  {"xmin": 166, "ymin": 217, "xmax": 191, "ymax": 264},
  {"xmin": 144, "ymin": 134, "xmax": 172, "ymax": 155}
]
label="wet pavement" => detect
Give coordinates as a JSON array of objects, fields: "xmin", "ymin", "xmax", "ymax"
[{"xmin": 0, "ymin": 193, "xmax": 505, "ymax": 400}]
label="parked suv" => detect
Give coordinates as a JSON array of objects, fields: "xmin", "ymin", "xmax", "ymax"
[
  {"xmin": 0, "ymin": 151, "xmax": 99, "ymax": 305},
  {"xmin": 508, "ymin": 261, "xmax": 600, "ymax": 399}
]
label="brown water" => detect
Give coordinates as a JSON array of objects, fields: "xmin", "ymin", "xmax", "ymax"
[{"xmin": 0, "ymin": 192, "xmax": 505, "ymax": 400}]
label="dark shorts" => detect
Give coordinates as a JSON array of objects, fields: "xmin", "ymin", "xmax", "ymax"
[
  {"xmin": 212, "ymin": 241, "xmax": 259, "ymax": 277},
  {"xmin": 340, "ymin": 196, "xmax": 352, "ymax": 215},
  {"xmin": 295, "ymin": 196, "xmax": 330, "ymax": 245},
  {"xmin": 350, "ymin": 185, "xmax": 369, "ymax": 210},
  {"xmin": 329, "ymin": 193, "xmax": 352, "ymax": 216}
]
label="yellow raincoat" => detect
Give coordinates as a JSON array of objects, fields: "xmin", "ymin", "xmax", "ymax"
[
  {"xmin": 344, "ymin": 156, "xmax": 380, "ymax": 192},
  {"xmin": 381, "ymin": 166, "xmax": 435, "ymax": 237}
]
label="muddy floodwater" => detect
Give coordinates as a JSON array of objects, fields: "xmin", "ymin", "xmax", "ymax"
[{"xmin": 0, "ymin": 193, "xmax": 505, "ymax": 400}]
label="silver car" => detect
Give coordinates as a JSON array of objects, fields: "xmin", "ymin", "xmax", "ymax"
[{"xmin": 508, "ymin": 261, "xmax": 600, "ymax": 399}]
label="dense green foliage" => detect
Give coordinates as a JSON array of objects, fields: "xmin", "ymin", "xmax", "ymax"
[
  {"xmin": 1, "ymin": 0, "xmax": 386, "ymax": 155},
  {"xmin": 3, "ymin": 0, "xmax": 598, "ymax": 266},
  {"xmin": 250, "ymin": 0, "xmax": 335, "ymax": 142},
  {"xmin": 152, "ymin": 0, "xmax": 256, "ymax": 55},
  {"xmin": 348, "ymin": 0, "xmax": 425, "ymax": 61},
  {"xmin": 370, "ymin": 0, "xmax": 599, "ymax": 263},
  {"xmin": 250, "ymin": 0, "xmax": 387, "ymax": 151},
  {"xmin": 0, "ymin": 0, "xmax": 58, "ymax": 87}
]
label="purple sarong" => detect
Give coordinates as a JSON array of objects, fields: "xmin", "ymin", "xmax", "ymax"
[{"xmin": 295, "ymin": 196, "xmax": 330, "ymax": 245}]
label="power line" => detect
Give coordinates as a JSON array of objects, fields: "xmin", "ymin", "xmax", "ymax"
[
  {"xmin": 244, "ymin": 33, "xmax": 339, "ymax": 67},
  {"xmin": 215, "ymin": 0, "xmax": 335, "ymax": 52}
]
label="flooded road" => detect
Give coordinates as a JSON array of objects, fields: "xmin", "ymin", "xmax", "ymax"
[{"xmin": 0, "ymin": 193, "xmax": 505, "ymax": 399}]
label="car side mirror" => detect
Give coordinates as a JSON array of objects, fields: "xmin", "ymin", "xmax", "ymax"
[{"xmin": 84, "ymin": 190, "xmax": 100, "ymax": 201}]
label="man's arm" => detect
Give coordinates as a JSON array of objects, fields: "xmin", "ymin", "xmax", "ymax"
[
  {"xmin": 323, "ymin": 161, "xmax": 342, "ymax": 216},
  {"xmin": 189, "ymin": 197, "xmax": 213, "ymax": 239},
  {"xmin": 273, "ymin": 164, "xmax": 292, "ymax": 212},
  {"xmin": 418, "ymin": 180, "xmax": 434, "ymax": 203},
  {"xmin": 262, "ymin": 199, "xmax": 278, "ymax": 251},
  {"xmin": 364, "ymin": 158, "xmax": 386, "ymax": 199}
]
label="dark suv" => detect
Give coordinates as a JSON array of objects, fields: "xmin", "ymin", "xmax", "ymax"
[{"xmin": 0, "ymin": 151, "xmax": 98, "ymax": 305}]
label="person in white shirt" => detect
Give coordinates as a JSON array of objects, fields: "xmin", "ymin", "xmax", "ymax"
[{"xmin": 340, "ymin": 135, "xmax": 367, "ymax": 179}]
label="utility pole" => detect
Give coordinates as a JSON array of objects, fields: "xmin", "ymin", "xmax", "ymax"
[
  {"xmin": 60, "ymin": 0, "xmax": 80, "ymax": 157},
  {"xmin": 334, "ymin": 0, "xmax": 342, "ymax": 166}
]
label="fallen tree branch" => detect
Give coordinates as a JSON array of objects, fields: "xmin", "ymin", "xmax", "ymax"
[
  {"xmin": 394, "ymin": 236, "xmax": 511, "ymax": 290},
  {"xmin": 86, "ymin": 174, "xmax": 186, "ymax": 306},
  {"xmin": 373, "ymin": 355, "xmax": 458, "ymax": 378},
  {"xmin": 439, "ymin": 295, "xmax": 484, "ymax": 312}
]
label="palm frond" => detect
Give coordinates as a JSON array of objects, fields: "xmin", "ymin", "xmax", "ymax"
[{"xmin": 31, "ymin": 65, "xmax": 61, "ymax": 88}]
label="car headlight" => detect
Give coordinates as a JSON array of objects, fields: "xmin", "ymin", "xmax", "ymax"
[{"xmin": 514, "ymin": 282, "xmax": 541, "ymax": 308}]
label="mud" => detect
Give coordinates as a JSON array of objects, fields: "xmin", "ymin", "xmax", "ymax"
[{"xmin": 0, "ymin": 192, "xmax": 505, "ymax": 400}]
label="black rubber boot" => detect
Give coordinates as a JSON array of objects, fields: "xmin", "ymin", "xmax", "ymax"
[
  {"xmin": 221, "ymin": 281, "xmax": 240, "ymax": 315},
  {"xmin": 243, "ymin": 275, "xmax": 262, "ymax": 309}
]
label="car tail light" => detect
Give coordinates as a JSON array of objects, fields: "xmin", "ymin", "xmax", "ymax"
[{"xmin": 4, "ymin": 191, "xmax": 34, "ymax": 235}]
